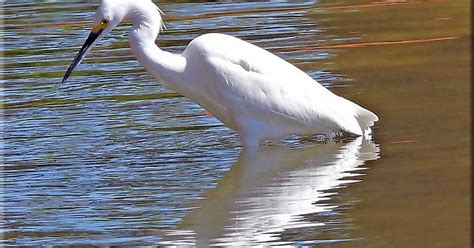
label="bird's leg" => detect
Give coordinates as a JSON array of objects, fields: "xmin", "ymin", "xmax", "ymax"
[
  {"xmin": 239, "ymin": 133, "xmax": 260, "ymax": 150},
  {"xmin": 234, "ymin": 114, "xmax": 262, "ymax": 150}
]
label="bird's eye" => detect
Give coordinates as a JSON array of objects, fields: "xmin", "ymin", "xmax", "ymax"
[{"xmin": 101, "ymin": 18, "xmax": 109, "ymax": 25}]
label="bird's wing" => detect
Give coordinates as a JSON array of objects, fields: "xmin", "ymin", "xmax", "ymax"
[{"xmin": 189, "ymin": 33, "xmax": 364, "ymax": 135}]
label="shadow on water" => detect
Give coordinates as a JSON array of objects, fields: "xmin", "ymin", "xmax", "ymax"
[{"xmin": 160, "ymin": 137, "xmax": 380, "ymax": 246}]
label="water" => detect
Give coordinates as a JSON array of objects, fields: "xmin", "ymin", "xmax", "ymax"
[{"xmin": 2, "ymin": 0, "xmax": 470, "ymax": 246}]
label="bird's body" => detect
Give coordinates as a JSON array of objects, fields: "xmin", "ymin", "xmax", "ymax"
[{"xmin": 63, "ymin": 0, "xmax": 378, "ymax": 149}]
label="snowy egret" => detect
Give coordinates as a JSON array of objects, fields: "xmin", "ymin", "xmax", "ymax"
[{"xmin": 62, "ymin": 0, "xmax": 379, "ymax": 149}]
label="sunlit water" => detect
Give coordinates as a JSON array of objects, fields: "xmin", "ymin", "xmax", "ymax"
[{"xmin": 2, "ymin": 0, "xmax": 470, "ymax": 246}]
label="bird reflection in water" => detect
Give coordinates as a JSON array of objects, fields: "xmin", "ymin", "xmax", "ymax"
[{"xmin": 161, "ymin": 136, "xmax": 380, "ymax": 246}]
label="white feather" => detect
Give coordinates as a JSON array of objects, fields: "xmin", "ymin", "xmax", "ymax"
[{"xmin": 74, "ymin": 0, "xmax": 379, "ymax": 149}]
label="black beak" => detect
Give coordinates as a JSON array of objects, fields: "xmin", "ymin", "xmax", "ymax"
[{"xmin": 61, "ymin": 29, "xmax": 103, "ymax": 84}]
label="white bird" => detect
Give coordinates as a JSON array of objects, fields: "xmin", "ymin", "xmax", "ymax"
[{"xmin": 62, "ymin": 0, "xmax": 379, "ymax": 149}]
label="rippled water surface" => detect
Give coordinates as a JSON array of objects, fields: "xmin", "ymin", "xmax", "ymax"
[{"xmin": 2, "ymin": 0, "xmax": 470, "ymax": 246}]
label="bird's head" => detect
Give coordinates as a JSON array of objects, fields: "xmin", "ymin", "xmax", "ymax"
[{"xmin": 61, "ymin": 0, "xmax": 130, "ymax": 84}]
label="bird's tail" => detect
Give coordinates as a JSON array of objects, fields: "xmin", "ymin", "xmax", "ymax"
[
  {"xmin": 354, "ymin": 104, "xmax": 379, "ymax": 138},
  {"xmin": 332, "ymin": 96, "xmax": 378, "ymax": 138}
]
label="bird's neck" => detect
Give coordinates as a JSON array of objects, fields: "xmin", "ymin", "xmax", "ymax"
[{"xmin": 127, "ymin": 5, "xmax": 187, "ymax": 93}]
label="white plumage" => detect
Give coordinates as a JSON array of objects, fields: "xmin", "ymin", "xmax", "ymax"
[{"xmin": 62, "ymin": 0, "xmax": 378, "ymax": 149}]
